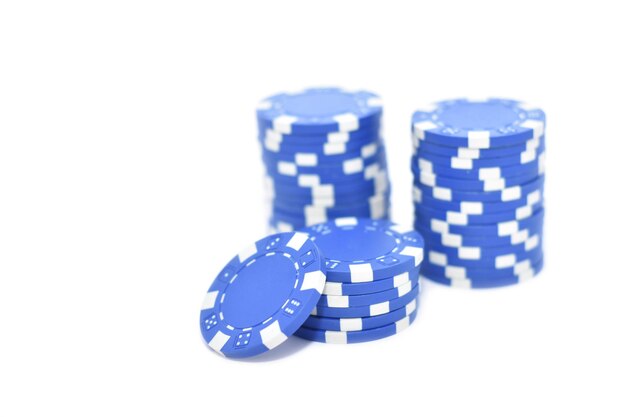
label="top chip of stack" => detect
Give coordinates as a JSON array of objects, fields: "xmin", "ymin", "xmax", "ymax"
[
  {"xmin": 257, "ymin": 88, "xmax": 391, "ymax": 231},
  {"xmin": 410, "ymin": 98, "xmax": 546, "ymax": 289}
]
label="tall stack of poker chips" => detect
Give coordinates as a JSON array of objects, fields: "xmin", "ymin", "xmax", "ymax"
[
  {"xmin": 294, "ymin": 218, "xmax": 424, "ymax": 344},
  {"xmin": 256, "ymin": 88, "xmax": 391, "ymax": 232},
  {"xmin": 410, "ymin": 98, "xmax": 546, "ymax": 289}
]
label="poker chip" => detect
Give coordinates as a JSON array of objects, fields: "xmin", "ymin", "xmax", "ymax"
[
  {"xmin": 258, "ymin": 88, "xmax": 390, "ymax": 230},
  {"xmin": 410, "ymin": 98, "xmax": 546, "ymax": 288},
  {"xmin": 317, "ymin": 275, "xmax": 418, "ymax": 308},
  {"xmin": 303, "ymin": 217, "xmax": 425, "ymax": 283},
  {"xmin": 295, "ymin": 309, "xmax": 418, "ymax": 344},
  {"xmin": 311, "ymin": 285, "xmax": 420, "ymax": 318},
  {"xmin": 199, "ymin": 232, "xmax": 326, "ymax": 358},
  {"xmin": 322, "ymin": 268, "xmax": 419, "ymax": 296}
]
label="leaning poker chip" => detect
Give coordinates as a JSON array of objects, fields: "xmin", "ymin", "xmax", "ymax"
[
  {"xmin": 317, "ymin": 275, "xmax": 418, "ymax": 308},
  {"xmin": 425, "ymin": 244, "xmax": 543, "ymax": 269},
  {"xmin": 414, "ymin": 175, "xmax": 544, "ymax": 202},
  {"xmin": 414, "ymin": 201, "xmax": 542, "ymax": 225},
  {"xmin": 415, "ymin": 222, "xmax": 543, "ymax": 248},
  {"xmin": 295, "ymin": 309, "xmax": 418, "ymax": 344},
  {"xmin": 257, "ymin": 87, "xmax": 383, "ymax": 135},
  {"xmin": 415, "ymin": 208, "xmax": 544, "ymax": 237},
  {"xmin": 413, "ymin": 186, "xmax": 543, "ymax": 215},
  {"xmin": 413, "ymin": 134, "xmax": 543, "ymax": 159},
  {"xmin": 304, "ymin": 217, "xmax": 425, "ymax": 283},
  {"xmin": 199, "ymin": 232, "xmax": 326, "ymax": 358},
  {"xmin": 304, "ymin": 299, "xmax": 418, "ymax": 331},
  {"xmin": 414, "ymin": 151, "xmax": 545, "ymax": 180},
  {"xmin": 414, "ymin": 169, "xmax": 542, "ymax": 192},
  {"xmin": 311, "ymin": 284, "xmax": 419, "ymax": 318},
  {"xmin": 323, "ymin": 268, "xmax": 419, "ymax": 296},
  {"xmin": 422, "ymin": 258, "xmax": 544, "ymax": 289},
  {"xmin": 412, "ymin": 98, "xmax": 546, "ymax": 149}
]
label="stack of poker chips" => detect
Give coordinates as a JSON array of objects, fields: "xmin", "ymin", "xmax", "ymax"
[
  {"xmin": 294, "ymin": 218, "xmax": 424, "ymax": 344},
  {"xmin": 256, "ymin": 88, "xmax": 391, "ymax": 232},
  {"xmin": 410, "ymin": 98, "xmax": 546, "ymax": 289}
]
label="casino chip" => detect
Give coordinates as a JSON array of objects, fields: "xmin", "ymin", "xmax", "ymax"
[
  {"xmin": 410, "ymin": 98, "xmax": 546, "ymax": 288},
  {"xmin": 199, "ymin": 232, "xmax": 326, "ymax": 358},
  {"xmin": 257, "ymin": 88, "xmax": 391, "ymax": 230}
]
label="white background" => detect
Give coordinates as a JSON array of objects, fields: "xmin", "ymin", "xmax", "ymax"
[{"xmin": 1, "ymin": 1, "xmax": 625, "ymax": 415}]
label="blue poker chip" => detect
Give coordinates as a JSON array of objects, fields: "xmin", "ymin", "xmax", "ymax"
[
  {"xmin": 414, "ymin": 168, "xmax": 542, "ymax": 192},
  {"xmin": 295, "ymin": 309, "xmax": 418, "ymax": 343},
  {"xmin": 413, "ymin": 150, "xmax": 545, "ymax": 180},
  {"xmin": 262, "ymin": 140, "xmax": 382, "ymax": 166},
  {"xmin": 422, "ymin": 258, "xmax": 544, "ymax": 289},
  {"xmin": 323, "ymin": 267, "xmax": 419, "ymax": 296},
  {"xmin": 414, "ymin": 203, "xmax": 542, "ymax": 226},
  {"xmin": 304, "ymin": 298, "xmax": 418, "ymax": 331},
  {"xmin": 412, "ymin": 98, "xmax": 546, "ymax": 149},
  {"xmin": 199, "ymin": 232, "xmax": 326, "ymax": 358},
  {"xmin": 311, "ymin": 284, "xmax": 419, "ymax": 318},
  {"xmin": 264, "ymin": 147, "xmax": 386, "ymax": 181},
  {"xmin": 426, "ymin": 233, "xmax": 542, "ymax": 261},
  {"xmin": 272, "ymin": 188, "xmax": 390, "ymax": 209},
  {"xmin": 414, "ymin": 208, "xmax": 544, "ymax": 238},
  {"xmin": 317, "ymin": 273, "xmax": 419, "ymax": 307},
  {"xmin": 414, "ymin": 143, "xmax": 545, "ymax": 170},
  {"xmin": 260, "ymin": 119, "xmax": 382, "ymax": 146},
  {"xmin": 272, "ymin": 197, "xmax": 390, "ymax": 226},
  {"xmin": 425, "ymin": 244, "xmax": 542, "ymax": 269},
  {"xmin": 262, "ymin": 133, "xmax": 381, "ymax": 156},
  {"xmin": 415, "ymin": 175, "xmax": 544, "ymax": 203},
  {"xmin": 413, "ymin": 135, "xmax": 544, "ymax": 159},
  {"xmin": 415, "ymin": 221, "xmax": 544, "ymax": 248},
  {"xmin": 257, "ymin": 87, "xmax": 383, "ymax": 135},
  {"xmin": 413, "ymin": 186, "xmax": 543, "ymax": 215},
  {"xmin": 303, "ymin": 217, "xmax": 425, "ymax": 283}
]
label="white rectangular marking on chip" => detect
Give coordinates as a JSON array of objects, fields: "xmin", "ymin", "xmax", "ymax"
[
  {"xmin": 429, "ymin": 251, "xmax": 447, "ymax": 266},
  {"xmin": 208, "ymin": 331, "xmax": 230, "ymax": 354},
  {"xmin": 527, "ymin": 190, "xmax": 540, "ymax": 205},
  {"xmin": 238, "ymin": 244, "xmax": 258, "ymax": 263},
  {"xmin": 502, "ymin": 186, "xmax": 521, "ymax": 201},
  {"xmin": 447, "ymin": 211, "xmax": 467, "ymax": 225},
  {"xmin": 498, "ymin": 220, "xmax": 519, "ymax": 236},
  {"xmin": 451, "ymin": 278, "xmax": 471, "ymax": 289},
  {"xmin": 364, "ymin": 163, "xmax": 380, "ymax": 179},
  {"xmin": 264, "ymin": 138, "xmax": 280, "ymax": 152},
  {"xmin": 468, "ymin": 131, "xmax": 490, "ymax": 148},
  {"xmin": 479, "ymin": 167, "xmax": 501, "ymax": 180},
  {"xmin": 442, "ymin": 233, "xmax": 462, "ymax": 247},
  {"xmin": 349, "ymin": 263, "xmax": 373, "ymax": 282},
  {"xmin": 433, "ymin": 186, "xmax": 452, "ymax": 201},
  {"xmin": 301, "ymin": 270, "xmax": 326, "ymax": 293},
  {"xmin": 458, "ymin": 148, "xmax": 479, "ymax": 159},
  {"xmin": 525, "ymin": 235, "xmax": 539, "ymax": 251},
  {"xmin": 343, "ymin": 158, "xmax": 363, "ymax": 174},
  {"xmin": 521, "ymin": 148, "xmax": 536, "ymax": 164},
  {"xmin": 419, "ymin": 159, "xmax": 433, "ymax": 172},
  {"xmin": 286, "ymin": 232, "xmax": 308, "ymax": 251},
  {"xmin": 325, "ymin": 331, "xmax": 348, "ymax": 344},
  {"xmin": 340, "ymin": 318, "xmax": 362, "ymax": 332},
  {"xmin": 397, "ymin": 280, "xmax": 412, "ymax": 297},
  {"xmin": 327, "ymin": 131, "xmax": 349, "ymax": 144},
  {"xmin": 312, "ymin": 185, "xmax": 334, "ymax": 198},
  {"xmin": 496, "ymin": 254, "xmax": 516, "ymax": 269},
  {"xmin": 430, "ymin": 218, "xmax": 448, "ymax": 233},
  {"xmin": 413, "ymin": 121, "xmax": 438, "ymax": 139},
  {"xmin": 445, "ymin": 265, "xmax": 466, "ymax": 280},
  {"xmin": 295, "ymin": 153, "xmax": 317, "ymax": 166},
  {"xmin": 451, "ymin": 157, "xmax": 473, "ymax": 169},
  {"xmin": 273, "ymin": 115, "xmax": 297, "ymax": 134},
  {"xmin": 461, "ymin": 201, "xmax": 483, "ymax": 215},
  {"xmin": 323, "ymin": 281, "xmax": 342, "ymax": 296},
  {"xmin": 511, "ymin": 229, "xmax": 529, "ymax": 244},
  {"xmin": 405, "ymin": 300, "xmax": 417, "ymax": 315},
  {"xmin": 334, "ymin": 113, "xmax": 358, "ymax": 131},
  {"xmin": 298, "ymin": 175, "xmax": 319, "ymax": 187},
  {"xmin": 278, "ymin": 161, "xmax": 297, "ymax": 176},
  {"xmin": 324, "ymin": 142, "xmax": 346, "ymax": 155},
  {"xmin": 361, "ymin": 143, "xmax": 377, "ymax": 158},
  {"xmin": 484, "ymin": 178, "xmax": 505, "ymax": 191},
  {"xmin": 514, "ymin": 260, "xmax": 532, "ymax": 274},
  {"xmin": 201, "ymin": 291, "xmax": 219, "ymax": 310},
  {"xmin": 393, "ymin": 272, "xmax": 409, "ymax": 287},
  {"xmin": 521, "ymin": 119, "xmax": 545, "ymax": 138},
  {"xmin": 516, "ymin": 205, "xmax": 532, "ymax": 219},
  {"xmin": 390, "ymin": 223, "xmax": 413, "ymax": 234},
  {"xmin": 459, "ymin": 247, "xmax": 481, "ymax": 260},
  {"xmin": 395, "ymin": 316, "xmax": 410, "ymax": 332},
  {"xmin": 326, "ymin": 295, "xmax": 349, "ymax": 308},
  {"xmin": 260, "ymin": 321, "xmax": 288, "ymax": 350},
  {"xmin": 370, "ymin": 301, "xmax": 390, "ymax": 316},
  {"xmin": 412, "ymin": 186, "xmax": 422, "ymax": 202},
  {"xmin": 400, "ymin": 246, "xmax": 424, "ymax": 266},
  {"xmin": 335, "ymin": 217, "xmax": 358, "ymax": 227}
]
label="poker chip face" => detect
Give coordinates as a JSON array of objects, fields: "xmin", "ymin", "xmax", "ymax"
[{"xmin": 199, "ymin": 232, "xmax": 326, "ymax": 358}]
